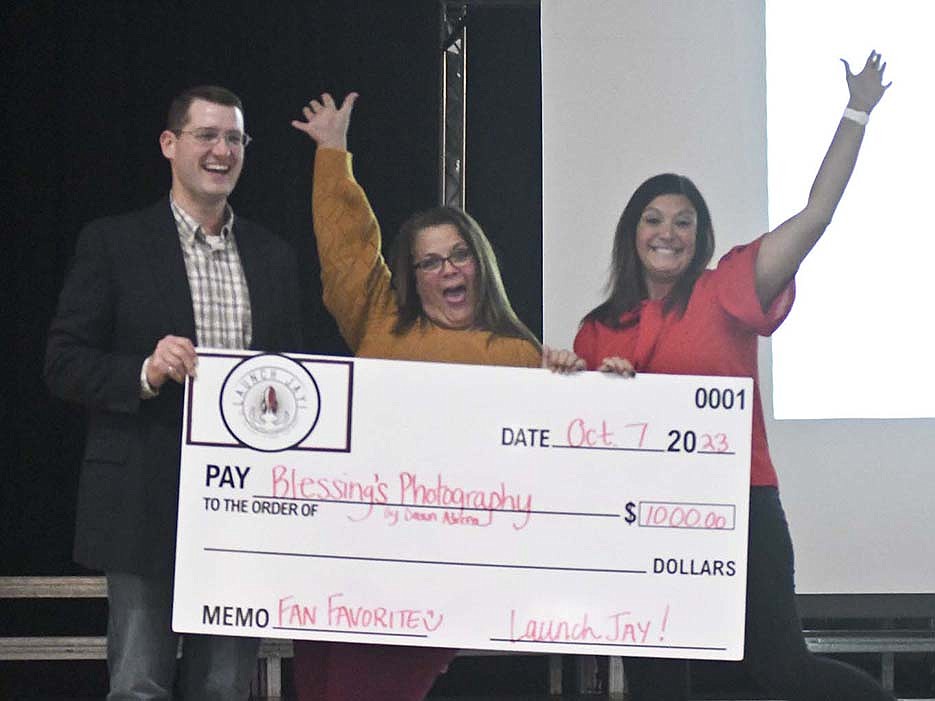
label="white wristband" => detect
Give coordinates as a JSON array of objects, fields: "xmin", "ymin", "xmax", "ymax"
[{"xmin": 843, "ymin": 108, "xmax": 869, "ymax": 126}]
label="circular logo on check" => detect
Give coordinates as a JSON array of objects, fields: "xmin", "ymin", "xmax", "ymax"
[{"xmin": 220, "ymin": 354, "xmax": 320, "ymax": 452}]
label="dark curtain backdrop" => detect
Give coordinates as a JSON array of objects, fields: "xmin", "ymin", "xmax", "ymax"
[
  {"xmin": 466, "ymin": 4, "xmax": 542, "ymax": 339},
  {"xmin": 2, "ymin": 3, "xmax": 545, "ymax": 695},
  {"xmin": 4, "ymin": 0, "xmax": 437, "ymax": 576},
  {"xmin": 3, "ymin": 1, "xmax": 543, "ymax": 575}
]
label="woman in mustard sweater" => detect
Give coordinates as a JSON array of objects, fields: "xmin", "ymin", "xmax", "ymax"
[{"xmin": 290, "ymin": 92, "xmax": 540, "ymax": 700}]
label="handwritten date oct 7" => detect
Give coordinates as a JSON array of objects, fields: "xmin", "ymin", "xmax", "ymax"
[{"xmin": 501, "ymin": 420, "xmax": 730, "ymax": 453}]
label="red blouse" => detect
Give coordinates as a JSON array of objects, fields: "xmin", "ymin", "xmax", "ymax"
[{"xmin": 574, "ymin": 237, "xmax": 794, "ymax": 486}]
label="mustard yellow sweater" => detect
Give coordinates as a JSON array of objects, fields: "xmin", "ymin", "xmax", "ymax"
[{"xmin": 312, "ymin": 148, "xmax": 540, "ymax": 368}]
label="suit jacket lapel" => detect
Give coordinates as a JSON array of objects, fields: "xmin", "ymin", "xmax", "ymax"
[
  {"xmin": 235, "ymin": 220, "xmax": 269, "ymax": 350},
  {"xmin": 139, "ymin": 200, "xmax": 198, "ymax": 343}
]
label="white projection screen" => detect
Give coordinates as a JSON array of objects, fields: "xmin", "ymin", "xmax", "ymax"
[{"xmin": 541, "ymin": 0, "xmax": 934, "ymax": 594}]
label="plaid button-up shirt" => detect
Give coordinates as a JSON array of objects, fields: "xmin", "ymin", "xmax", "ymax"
[{"xmin": 170, "ymin": 196, "xmax": 252, "ymax": 350}]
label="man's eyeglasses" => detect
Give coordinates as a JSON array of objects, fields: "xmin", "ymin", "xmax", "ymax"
[
  {"xmin": 176, "ymin": 128, "xmax": 252, "ymax": 149},
  {"xmin": 412, "ymin": 246, "xmax": 474, "ymax": 273}
]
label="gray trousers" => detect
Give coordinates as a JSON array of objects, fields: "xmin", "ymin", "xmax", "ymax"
[{"xmin": 106, "ymin": 572, "xmax": 260, "ymax": 700}]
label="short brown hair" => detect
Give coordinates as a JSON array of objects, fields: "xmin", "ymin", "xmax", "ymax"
[{"xmin": 166, "ymin": 85, "xmax": 243, "ymax": 132}]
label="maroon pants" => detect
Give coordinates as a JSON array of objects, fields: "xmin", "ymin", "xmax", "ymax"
[{"xmin": 292, "ymin": 641, "xmax": 456, "ymax": 700}]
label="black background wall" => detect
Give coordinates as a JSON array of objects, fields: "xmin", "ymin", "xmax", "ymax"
[
  {"xmin": 3, "ymin": 0, "xmax": 542, "ymax": 575},
  {"xmin": 2, "ymin": 1, "xmax": 544, "ymax": 696}
]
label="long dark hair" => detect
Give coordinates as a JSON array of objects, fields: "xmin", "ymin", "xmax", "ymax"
[
  {"xmin": 584, "ymin": 173, "xmax": 715, "ymax": 328},
  {"xmin": 389, "ymin": 206, "xmax": 540, "ymax": 349}
]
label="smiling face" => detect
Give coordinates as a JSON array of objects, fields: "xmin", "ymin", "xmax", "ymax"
[
  {"xmin": 159, "ymin": 99, "xmax": 245, "ymax": 213},
  {"xmin": 635, "ymin": 193, "xmax": 698, "ymax": 299},
  {"xmin": 412, "ymin": 223, "xmax": 478, "ymax": 329}
]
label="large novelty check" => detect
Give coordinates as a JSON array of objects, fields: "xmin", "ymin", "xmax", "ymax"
[{"xmin": 173, "ymin": 351, "xmax": 753, "ymax": 660}]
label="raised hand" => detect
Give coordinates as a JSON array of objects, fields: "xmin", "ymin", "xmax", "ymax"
[
  {"xmin": 291, "ymin": 92, "xmax": 359, "ymax": 150},
  {"xmin": 841, "ymin": 50, "xmax": 891, "ymax": 114}
]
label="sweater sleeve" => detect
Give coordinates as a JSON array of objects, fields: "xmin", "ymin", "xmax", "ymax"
[
  {"xmin": 510, "ymin": 339, "xmax": 543, "ymax": 368},
  {"xmin": 312, "ymin": 148, "xmax": 397, "ymax": 352}
]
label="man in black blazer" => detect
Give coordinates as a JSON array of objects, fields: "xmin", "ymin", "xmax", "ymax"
[{"xmin": 45, "ymin": 85, "xmax": 302, "ymax": 700}]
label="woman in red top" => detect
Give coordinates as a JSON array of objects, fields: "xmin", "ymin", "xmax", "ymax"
[{"xmin": 547, "ymin": 51, "xmax": 893, "ymax": 700}]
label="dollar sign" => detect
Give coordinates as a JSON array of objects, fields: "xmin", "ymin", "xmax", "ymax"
[{"xmin": 624, "ymin": 501, "xmax": 636, "ymax": 524}]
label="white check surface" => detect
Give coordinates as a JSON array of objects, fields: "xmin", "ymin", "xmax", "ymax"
[{"xmin": 173, "ymin": 351, "xmax": 752, "ymax": 659}]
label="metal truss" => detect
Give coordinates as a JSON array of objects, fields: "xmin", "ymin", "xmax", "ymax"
[
  {"xmin": 439, "ymin": 1, "xmax": 468, "ymax": 208},
  {"xmin": 438, "ymin": 0, "xmax": 539, "ymax": 208}
]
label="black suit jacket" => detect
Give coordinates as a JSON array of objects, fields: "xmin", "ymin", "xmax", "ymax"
[{"xmin": 45, "ymin": 199, "xmax": 303, "ymax": 574}]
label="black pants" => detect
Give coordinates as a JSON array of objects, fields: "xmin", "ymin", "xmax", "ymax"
[{"xmin": 625, "ymin": 487, "xmax": 896, "ymax": 701}]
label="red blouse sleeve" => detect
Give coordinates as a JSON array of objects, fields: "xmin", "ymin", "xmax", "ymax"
[
  {"xmin": 573, "ymin": 320, "xmax": 600, "ymax": 370},
  {"xmin": 713, "ymin": 236, "xmax": 795, "ymax": 336}
]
